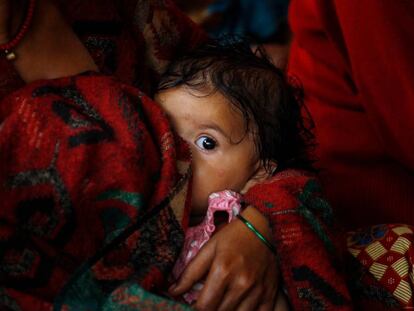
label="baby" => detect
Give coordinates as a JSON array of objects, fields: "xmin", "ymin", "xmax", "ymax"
[{"xmin": 155, "ymin": 39, "xmax": 313, "ymax": 309}]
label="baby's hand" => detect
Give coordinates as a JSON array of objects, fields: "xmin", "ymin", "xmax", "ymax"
[
  {"xmin": 169, "ymin": 206, "xmax": 278, "ymax": 311},
  {"xmin": 274, "ymin": 290, "xmax": 290, "ymax": 311}
]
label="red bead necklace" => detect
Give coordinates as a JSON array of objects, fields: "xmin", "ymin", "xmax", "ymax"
[{"xmin": 0, "ymin": 0, "xmax": 36, "ymax": 61}]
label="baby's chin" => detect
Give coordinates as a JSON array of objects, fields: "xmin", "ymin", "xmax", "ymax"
[
  {"xmin": 190, "ymin": 193, "xmax": 208, "ymax": 212},
  {"xmin": 188, "ymin": 197, "xmax": 209, "ymax": 226}
]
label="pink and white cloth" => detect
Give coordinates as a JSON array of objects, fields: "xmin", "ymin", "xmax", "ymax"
[{"xmin": 171, "ymin": 190, "xmax": 242, "ymax": 303}]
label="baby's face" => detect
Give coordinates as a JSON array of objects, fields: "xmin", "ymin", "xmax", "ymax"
[{"xmin": 155, "ymin": 87, "xmax": 260, "ymax": 218}]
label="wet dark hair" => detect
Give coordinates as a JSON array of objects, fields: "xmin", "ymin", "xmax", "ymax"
[{"xmin": 158, "ymin": 38, "xmax": 315, "ymax": 173}]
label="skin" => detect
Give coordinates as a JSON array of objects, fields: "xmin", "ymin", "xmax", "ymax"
[
  {"xmin": 156, "ymin": 87, "xmax": 280, "ymax": 311},
  {"xmin": 156, "ymin": 87, "xmax": 261, "ymax": 222},
  {"xmin": 1, "ymin": 0, "xmax": 97, "ymax": 82},
  {"xmin": 1, "ymin": 1, "xmax": 281, "ymax": 310}
]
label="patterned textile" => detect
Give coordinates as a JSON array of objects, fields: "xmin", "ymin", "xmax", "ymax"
[
  {"xmin": 102, "ymin": 283, "xmax": 191, "ymax": 310},
  {"xmin": 0, "ymin": 74, "xmax": 192, "ymax": 310},
  {"xmin": 243, "ymin": 170, "xmax": 353, "ymax": 310},
  {"xmin": 347, "ymin": 224, "xmax": 414, "ymax": 309}
]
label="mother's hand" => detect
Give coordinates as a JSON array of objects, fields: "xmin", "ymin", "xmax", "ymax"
[{"xmin": 169, "ymin": 207, "xmax": 279, "ymax": 311}]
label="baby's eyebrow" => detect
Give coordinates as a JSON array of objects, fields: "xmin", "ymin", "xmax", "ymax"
[{"xmin": 198, "ymin": 123, "xmax": 231, "ymax": 141}]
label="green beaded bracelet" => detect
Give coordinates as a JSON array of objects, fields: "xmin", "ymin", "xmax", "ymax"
[{"xmin": 236, "ymin": 214, "xmax": 277, "ymax": 255}]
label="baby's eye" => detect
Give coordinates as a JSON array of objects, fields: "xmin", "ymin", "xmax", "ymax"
[{"xmin": 195, "ymin": 136, "xmax": 217, "ymax": 151}]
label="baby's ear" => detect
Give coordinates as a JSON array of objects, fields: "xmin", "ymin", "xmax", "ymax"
[
  {"xmin": 240, "ymin": 161, "xmax": 277, "ymax": 194},
  {"xmin": 255, "ymin": 160, "xmax": 278, "ymax": 178},
  {"xmin": 268, "ymin": 161, "xmax": 278, "ymax": 176}
]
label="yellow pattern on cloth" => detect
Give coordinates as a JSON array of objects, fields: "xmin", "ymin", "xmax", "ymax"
[{"xmin": 347, "ymin": 224, "xmax": 414, "ymax": 307}]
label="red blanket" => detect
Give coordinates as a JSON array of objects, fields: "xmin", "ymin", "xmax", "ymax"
[
  {"xmin": 0, "ymin": 73, "xmax": 192, "ymax": 310},
  {"xmin": 245, "ymin": 170, "xmax": 353, "ymax": 310}
]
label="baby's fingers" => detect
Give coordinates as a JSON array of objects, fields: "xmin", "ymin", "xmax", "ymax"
[
  {"xmin": 195, "ymin": 263, "xmax": 230, "ymax": 311},
  {"xmin": 169, "ymin": 240, "xmax": 215, "ymax": 296},
  {"xmin": 216, "ymin": 274, "xmax": 256, "ymax": 311},
  {"xmin": 258, "ymin": 259, "xmax": 280, "ymax": 311}
]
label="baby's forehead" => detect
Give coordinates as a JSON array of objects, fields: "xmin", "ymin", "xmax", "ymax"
[{"xmin": 156, "ymin": 86, "xmax": 255, "ymax": 141}]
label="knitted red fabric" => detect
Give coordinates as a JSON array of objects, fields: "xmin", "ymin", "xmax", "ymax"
[
  {"xmin": 244, "ymin": 170, "xmax": 352, "ymax": 310},
  {"xmin": 0, "ymin": 74, "xmax": 192, "ymax": 310}
]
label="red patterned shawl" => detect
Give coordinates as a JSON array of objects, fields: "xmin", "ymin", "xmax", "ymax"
[{"xmin": 0, "ymin": 73, "xmax": 192, "ymax": 310}]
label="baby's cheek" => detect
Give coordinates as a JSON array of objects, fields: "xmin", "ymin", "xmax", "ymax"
[{"xmin": 216, "ymin": 168, "xmax": 227, "ymax": 177}]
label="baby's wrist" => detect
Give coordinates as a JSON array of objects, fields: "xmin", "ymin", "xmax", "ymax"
[{"xmin": 240, "ymin": 205, "xmax": 272, "ymax": 240}]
